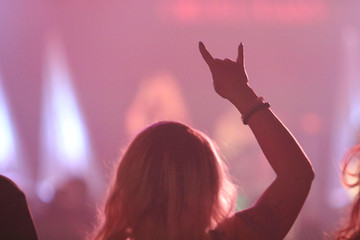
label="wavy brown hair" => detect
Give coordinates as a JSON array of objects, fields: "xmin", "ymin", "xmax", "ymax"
[
  {"xmin": 90, "ymin": 121, "xmax": 236, "ymax": 240},
  {"xmin": 336, "ymin": 145, "xmax": 360, "ymax": 240}
]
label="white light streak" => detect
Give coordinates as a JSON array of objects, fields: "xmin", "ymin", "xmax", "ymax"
[
  {"xmin": 0, "ymin": 75, "xmax": 16, "ymax": 169},
  {"xmin": 38, "ymin": 32, "xmax": 96, "ymax": 202}
]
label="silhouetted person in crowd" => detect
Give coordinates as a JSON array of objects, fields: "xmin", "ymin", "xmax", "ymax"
[
  {"xmin": 90, "ymin": 42, "xmax": 315, "ymax": 240},
  {"xmin": 0, "ymin": 175, "xmax": 38, "ymax": 240},
  {"xmin": 36, "ymin": 177, "xmax": 95, "ymax": 240},
  {"xmin": 336, "ymin": 145, "xmax": 360, "ymax": 240}
]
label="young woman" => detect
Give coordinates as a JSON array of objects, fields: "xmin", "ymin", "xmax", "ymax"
[
  {"xmin": 91, "ymin": 42, "xmax": 315, "ymax": 240},
  {"xmin": 336, "ymin": 145, "xmax": 360, "ymax": 240}
]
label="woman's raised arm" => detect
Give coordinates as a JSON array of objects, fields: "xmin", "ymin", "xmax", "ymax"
[{"xmin": 199, "ymin": 42, "xmax": 314, "ymax": 239}]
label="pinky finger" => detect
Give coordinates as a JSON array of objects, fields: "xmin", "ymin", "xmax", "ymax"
[{"xmin": 236, "ymin": 42, "xmax": 244, "ymax": 66}]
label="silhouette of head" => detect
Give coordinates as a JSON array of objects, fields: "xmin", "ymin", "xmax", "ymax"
[{"xmin": 94, "ymin": 121, "xmax": 236, "ymax": 240}]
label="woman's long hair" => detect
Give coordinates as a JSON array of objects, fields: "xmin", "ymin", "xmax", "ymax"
[
  {"xmin": 91, "ymin": 121, "xmax": 237, "ymax": 240},
  {"xmin": 336, "ymin": 145, "xmax": 360, "ymax": 240}
]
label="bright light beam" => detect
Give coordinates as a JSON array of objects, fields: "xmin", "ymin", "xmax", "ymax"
[
  {"xmin": 0, "ymin": 73, "xmax": 16, "ymax": 169},
  {"xmin": 38, "ymin": 32, "xmax": 102, "ymax": 202},
  {"xmin": 328, "ymin": 27, "xmax": 360, "ymax": 209},
  {"xmin": 0, "ymin": 72, "xmax": 31, "ymax": 190}
]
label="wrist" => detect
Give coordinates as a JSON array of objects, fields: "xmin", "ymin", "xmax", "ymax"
[
  {"xmin": 241, "ymin": 98, "xmax": 270, "ymax": 124},
  {"xmin": 228, "ymin": 85, "xmax": 259, "ymax": 114}
]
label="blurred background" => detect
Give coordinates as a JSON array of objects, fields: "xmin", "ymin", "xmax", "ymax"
[{"xmin": 0, "ymin": 0, "xmax": 360, "ymax": 239}]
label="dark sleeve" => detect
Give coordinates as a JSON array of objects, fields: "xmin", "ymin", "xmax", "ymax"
[{"xmin": 0, "ymin": 175, "xmax": 38, "ymax": 240}]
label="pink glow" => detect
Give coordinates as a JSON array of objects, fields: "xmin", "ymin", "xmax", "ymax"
[
  {"xmin": 158, "ymin": 0, "xmax": 328, "ymax": 25},
  {"xmin": 300, "ymin": 112, "xmax": 323, "ymax": 135}
]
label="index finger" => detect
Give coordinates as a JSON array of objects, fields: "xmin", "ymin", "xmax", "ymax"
[
  {"xmin": 236, "ymin": 42, "xmax": 244, "ymax": 66},
  {"xmin": 199, "ymin": 41, "xmax": 214, "ymax": 66}
]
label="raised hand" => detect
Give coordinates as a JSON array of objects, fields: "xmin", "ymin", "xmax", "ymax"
[{"xmin": 199, "ymin": 42, "xmax": 249, "ymax": 102}]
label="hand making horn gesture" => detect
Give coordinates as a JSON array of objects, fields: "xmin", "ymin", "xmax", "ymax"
[
  {"xmin": 199, "ymin": 41, "xmax": 314, "ymax": 240},
  {"xmin": 199, "ymin": 42, "xmax": 250, "ymax": 103}
]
